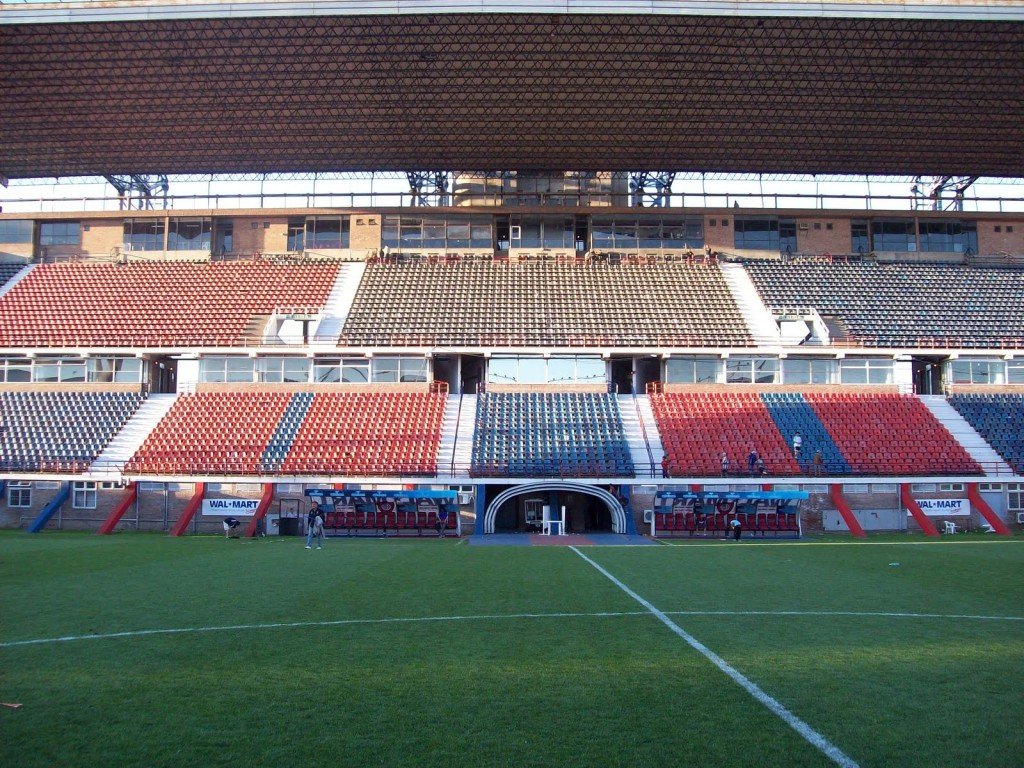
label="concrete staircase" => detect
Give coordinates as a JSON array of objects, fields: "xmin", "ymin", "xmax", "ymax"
[
  {"xmin": 88, "ymin": 394, "xmax": 178, "ymax": 479},
  {"xmin": 634, "ymin": 395, "xmax": 664, "ymax": 474},
  {"xmin": 313, "ymin": 261, "xmax": 366, "ymax": 343},
  {"xmin": 617, "ymin": 394, "xmax": 660, "ymax": 478},
  {"xmin": 438, "ymin": 394, "xmax": 476, "ymax": 479},
  {"xmin": 919, "ymin": 395, "xmax": 1013, "ymax": 475},
  {"xmin": 0, "ymin": 264, "xmax": 34, "ymax": 299},
  {"xmin": 719, "ymin": 261, "xmax": 782, "ymax": 345}
]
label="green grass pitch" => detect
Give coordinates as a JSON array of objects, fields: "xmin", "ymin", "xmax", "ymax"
[{"xmin": 1, "ymin": 531, "xmax": 1021, "ymax": 768}]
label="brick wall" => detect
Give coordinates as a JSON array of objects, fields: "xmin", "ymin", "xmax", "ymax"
[
  {"xmin": 350, "ymin": 213, "xmax": 380, "ymax": 255},
  {"xmin": 703, "ymin": 214, "xmax": 733, "ymax": 252},
  {"xmin": 81, "ymin": 220, "xmax": 124, "ymax": 258},
  {"xmin": 233, "ymin": 216, "xmax": 290, "ymax": 254},
  {"xmin": 796, "ymin": 218, "xmax": 851, "ymax": 253},
  {"xmin": 976, "ymin": 220, "xmax": 1024, "ymax": 254}
]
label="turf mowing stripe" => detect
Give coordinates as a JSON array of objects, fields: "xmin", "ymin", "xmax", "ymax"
[
  {"xmin": 0, "ymin": 610, "xmax": 648, "ymax": 649},
  {"xmin": 570, "ymin": 546, "xmax": 861, "ymax": 768}
]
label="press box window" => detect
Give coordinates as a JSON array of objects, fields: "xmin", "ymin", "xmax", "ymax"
[
  {"xmin": 373, "ymin": 357, "xmax": 428, "ymax": 383},
  {"xmin": 39, "ymin": 221, "xmax": 81, "ymax": 246},
  {"xmin": 665, "ymin": 356, "xmax": 720, "ymax": 384},
  {"xmin": 257, "ymin": 357, "xmax": 310, "ymax": 383},
  {"xmin": 201, "ymin": 356, "xmax": 255, "ymax": 383},
  {"xmin": 0, "ymin": 220, "xmax": 33, "ymax": 244}
]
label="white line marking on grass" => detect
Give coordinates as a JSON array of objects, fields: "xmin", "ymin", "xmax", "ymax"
[
  {"xmin": 570, "ymin": 546, "xmax": 860, "ymax": 768},
  {"xmin": 663, "ymin": 610, "xmax": 1024, "ymax": 622},
  {"xmin": 658, "ymin": 539, "xmax": 1022, "ymax": 548},
  {"xmin": 0, "ymin": 610, "xmax": 647, "ymax": 649}
]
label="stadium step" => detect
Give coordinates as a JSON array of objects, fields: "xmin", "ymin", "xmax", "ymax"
[
  {"xmin": 439, "ymin": 394, "xmax": 475, "ymax": 479},
  {"xmin": 719, "ymin": 262, "xmax": 782, "ymax": 345},
  {"xmin": 918, "ymin": 395, "xmax": 1012, "ymax": 476},
  {"xmin": 313, "ymin": 261, "xmax": 366, "ymax": 343},
  {"xmin": 88, "ymin": 394, "xmax": 179, "ymax": 479},
  {"xmin": 617, "ymin": 395, "xmax": 658, "ymax": 478},
  {"xmin": 634, "ymin": 395, "xmax": 664, "ymax": 471},
  {"xmin": 0, "ymin": 264, "xmax": 34, "ymax": 300}
]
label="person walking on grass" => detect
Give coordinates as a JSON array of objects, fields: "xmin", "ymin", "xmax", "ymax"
[{"xmin": 305, "ymin": 502, "xmax": 325, "ymax": 550}]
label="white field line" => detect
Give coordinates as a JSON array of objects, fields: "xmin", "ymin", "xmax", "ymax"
[
  {"xmin": 0, "ymin": 610, "xmax": 646, "ymax": 649},
  {"xmin": 570, "ymin": 545, "xmax": 861, "ymax": 768},
  {"xmin": 2, "ymin": 608, "xmax": 1020, "ymax": 651},
  {"xmin": 664, "ymin": 610, "xmax": 1024, "ymax": 622},
  {"xmin": 657, "ymin": 539, "xmax": 1023, "ymax": 548}
]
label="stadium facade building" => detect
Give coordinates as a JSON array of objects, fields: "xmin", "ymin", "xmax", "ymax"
[{"xmin": 1, "ymin": 0, "xmax": 1023, "ymax": 538}]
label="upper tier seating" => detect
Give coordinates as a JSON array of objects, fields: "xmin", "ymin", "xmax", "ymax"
[
  {"xmin": 280, "ymin": 392, "xmax": 447, "ymax": 476},
  {"xmin": 125, "ymin": 392, "xmax": 293, "ymax": 474},
  {"xmin": 339, "ymin": 258, "xmax": 753, "ymax": 347},
  {"xmin": 650, "ymin": 392, "xmax": 801, "ymax": 477},
  {"xmin": 0, "ymin": 391, "xmax": 143, "ymax": 472},
  {"xmin": 0, "ymin": 261, "xmax": 340, "ymax": 347},
  {"xmin": 948, "ymin": 394, "xmax": 1024, "ymax": 474},
  {"xmin": 744, "ymin": 260, "xmax": 1024, "ymax": 348},
  {"xmin": 804, "ymin": 392, "xmax": 981, "ymax": 475},
  {"xmin": 471, "ymin": 392, "xmax": 634, "ymax": 477},
  {"xmin": 0, "ymin": 263, "xmax": 24, "ymax": 291}
]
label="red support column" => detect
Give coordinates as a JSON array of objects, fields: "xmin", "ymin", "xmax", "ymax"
[
  {"xmin": 829, "ymin": 484, "xmax": 866, "ymax": 538},
  {"xmin": 900, "ymin": 484, "xmax": 940, "ymax": 537},
  {"xmin": 244, "ymin": 484, "xmax": 275, "ymax": 538},
  {"xmin": 97, "ymin": 482, "xmax": 137, "ymax": 535},
  {"xmin": 169, "ymin": 482, "xmax": 205, "ymax": 537},
  {"xmin": 967, "ymin": 483, "xmax": 1011, "ymax": 535}
]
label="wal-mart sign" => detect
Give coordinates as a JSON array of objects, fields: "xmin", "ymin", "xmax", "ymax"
[
  {"xmin": 913, "ymin": 498, "xmax": 969, "ymax": 517},
  {"xmin": 202, "ymin": 499, "xmax": 260, "ymax": 516}
]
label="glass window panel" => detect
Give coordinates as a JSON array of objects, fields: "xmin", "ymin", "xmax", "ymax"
[
  {"xmin": 783, "ymin": 359, "xmax": 811, "ymax": 385},
  {"xmin": 839, "ymin": 361, "xmax": 868, "ymax": 384},
  {"xmin": 167, "ymin": 219, "xmax": 211, "ymax": 251},
  {"xmin": 576, "ymin": 357, "xmax": 606, "ymax": 382},
  {"xmin": 283, "ymin": 358, "xmax": 310, "ymax": 383},
  {"xmin": 225, "ymin": 358, "xmax": 255, "ymax": 383},
  {"xmin": 39, "ymin": 221, "xmax": 81, "ymax": 246},
  {"xmin": 1007, "ymin": 361, "xmax": 1024, "ymax": 384},
  {"xmin": 314, "ymin": 359, "xmax": 341, "ymax": 383},
  {"xmin": 666, "ymin": 358, "xmax": 695, "ymax": 384},
  {"xmin": 34, "ymin": 363, "xmax": 59, "ymax": 382},
  {"xmin": 0, "ymin": 220, "xmax": 33, "ymax": 243},
  {"xmin": 372, "ymin": 357, "xmax": 400, "ymax": 383},
  {"xmin": 518, "ymin": 357, "xmax": 546, "ymax": 384},
  {"xmin": 725, "ymin": 359, "xmax": 752, "ymax": 384},
  {"xmin": 59, "ymin": 362, "xmax": 86, "ymax": 382},
  {"xmin": 547, "ymin": 357, "xmax": 576, "ymax": 383},
  {"xmin": 399, "ymin": 358, "xmax": 428, "ymax": 383},
  {"xmin": 340, "ymin": 358, "xmax": 369, "ymax": 384},
  {"xmin": 487, "ymin": 357, "xmax": 517, "ymax": 384},
  {"xmin": 113, "ymin": 358, "xmax": 142, "ymax": 382}
]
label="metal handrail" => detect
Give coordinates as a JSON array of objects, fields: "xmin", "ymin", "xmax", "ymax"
[{"xmin": 3, "ymin": 189, "xmax": 1024, "ymax": 214}]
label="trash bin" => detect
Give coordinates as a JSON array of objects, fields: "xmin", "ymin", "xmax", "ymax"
[{"xmin": 278, "ymin": 516, "xmax": 299, "ymax": 536}]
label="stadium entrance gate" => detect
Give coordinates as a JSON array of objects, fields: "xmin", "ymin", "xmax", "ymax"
[{"xmin": 482, "ymin": 483, "xmax": 626, "ymax": 534}]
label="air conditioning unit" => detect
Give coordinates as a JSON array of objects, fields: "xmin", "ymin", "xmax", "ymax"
[
  {"xmin": 643, "ymin": 509, "xmax": 654, "ymax": 524},
  {"xmin": 1016, "ymin": 512, "xmax": 1024, "ymax": 525}
]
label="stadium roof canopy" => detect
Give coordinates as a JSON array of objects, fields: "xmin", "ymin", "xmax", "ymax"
[{"xmin": 1, "ymin": 0, "xmax": 1023, "ymax": 180}]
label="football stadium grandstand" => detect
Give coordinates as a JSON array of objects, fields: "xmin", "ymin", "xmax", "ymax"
[{"xmin": 0, "ymin": 0, "xmax": 1022, "ymax": 543}]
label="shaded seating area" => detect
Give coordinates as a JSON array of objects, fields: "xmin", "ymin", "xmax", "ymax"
[
  {"xmin": 0, "ymin": 262, "xmax": 24, "ymax": 290},
  {"xmin": 0, "ymin": 391, "xmax": 143, "ymax": 472},
  {"xmin": 0, "ymin": 261, "xmax": 340, "ymax": 346},
  {"xmin": 470, "ymin": 392, "xmax": 634, "ymax": 477},
  {"xmin": 339, "ymin": 258, "xmax": 754, "ymax": 347},
  {"xmin": 125, "ymin": 392, "xmax": 292, "ymax": 474},
  {"xmin": 649, "ymin": 490, "xmax": 806, "ymax": 539},
  {"xmin": 948, "ymin": 393, "xmax": 1024, "ymax": 473},
  {"xmin": 650, "ymin": 391, "xmax": 801, "ymax": 476},
  {"xmin": 804, "ymin": 392, "xmax": 981, "ymax": 475},
  {"xmin": 280, "ymin": 392, "xmax": 446, "ymax": 476},
  {"xmin": 744, "ymin": 260, "xmax": 1024, "ymax": 348}
]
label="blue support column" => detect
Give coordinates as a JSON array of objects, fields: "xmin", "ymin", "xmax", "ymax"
[
  {"xmin": 474, "ymin": 484, "xmax": 486, "ymax": 535},
  {"xmin": 27, "ymin": 481, "xmax": 70, "ymax": 533}
]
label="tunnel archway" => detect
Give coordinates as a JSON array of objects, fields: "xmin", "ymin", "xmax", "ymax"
[{"xmin": 483, "ymin": 482, "xmax": 626, "ymax": 534}]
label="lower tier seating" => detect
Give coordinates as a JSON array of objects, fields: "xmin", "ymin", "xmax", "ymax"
[
  {"xmin": 650, "ymin": 392, "xmax": 801, "ymax": 477},
  {"xmin": 760, "ymin": 392, "xmax": 851, "ymax": 475},
  {"xmin": 804, "ymin": 392, "xmax": 981, "ymax": 476},
  {"xmin": 126, "ymin": 392, "xmax": 292, "ymax": 474},
  {"xmin": 948, "ymin": 394, "xmax": 1024, "ymax": 474},
  {"xmin": 0, "ymin": 391, "xmax": 143, "ymax": 472},
  {"xmin": 470, "ymin": 392, "xmax": 634, "ymax": 477},
  {"xmin": 280, "ymin": 392, "xmax": 446, "ymax": 476}
]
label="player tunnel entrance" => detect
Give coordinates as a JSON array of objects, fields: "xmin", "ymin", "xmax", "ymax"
[{"xmin": 484, "ymin": 482, "xmax": 625, "ymax": 534}]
